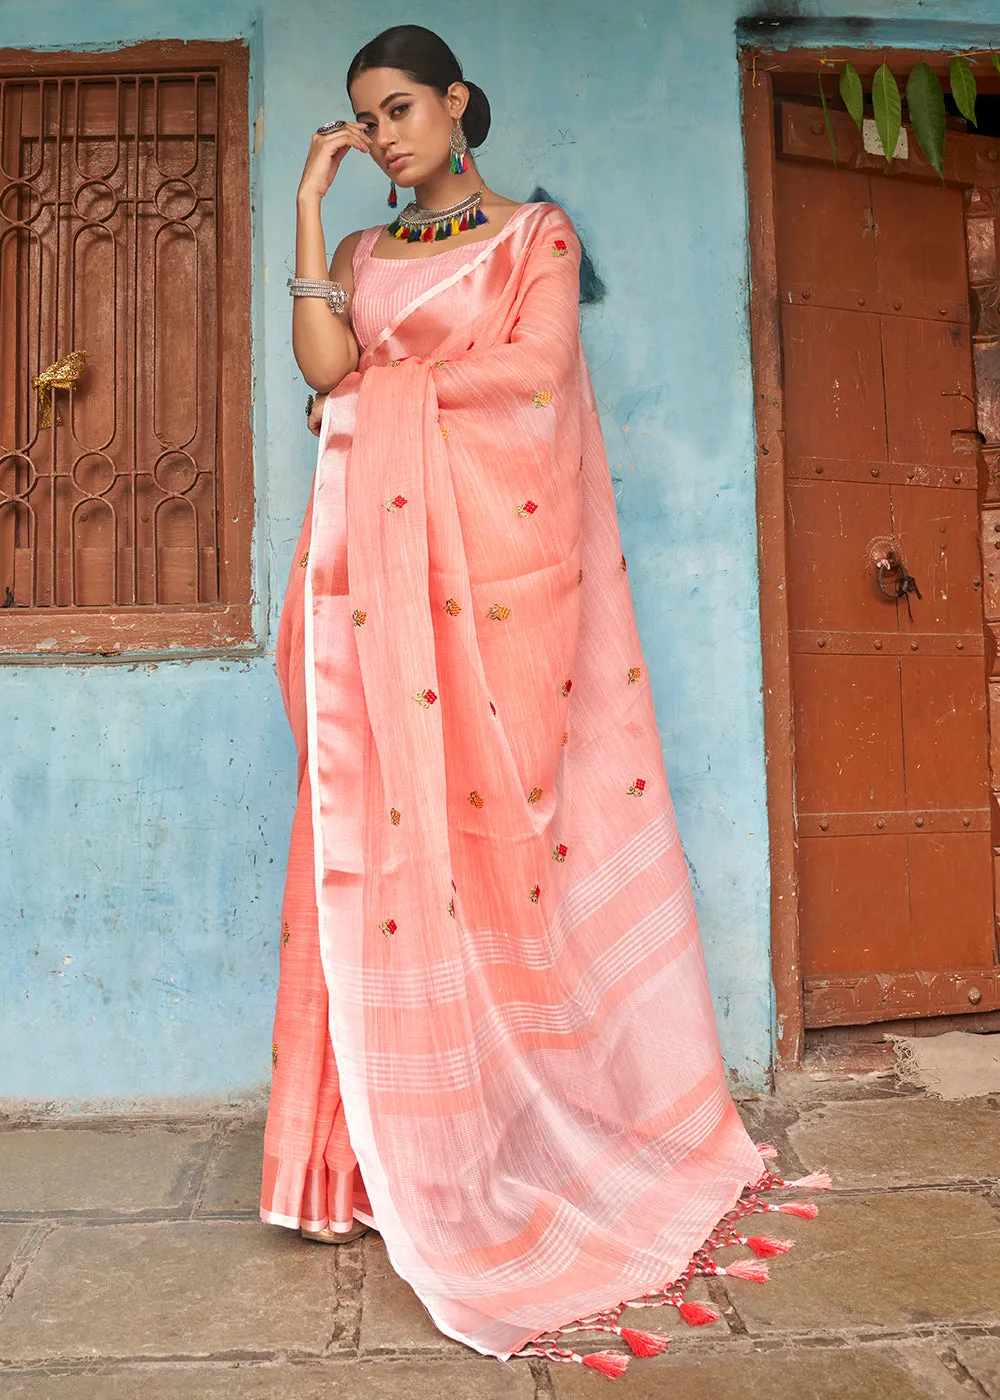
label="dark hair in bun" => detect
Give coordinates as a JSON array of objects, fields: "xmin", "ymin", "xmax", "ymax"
[{"xmin": 347, "ymin": 25, "xmax": 491, "ymax": 148}]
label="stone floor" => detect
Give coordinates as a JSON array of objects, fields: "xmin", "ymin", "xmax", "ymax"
[{"xmin": 1, "ymin": 1050, "xmax": 999, "ymax": 1398}]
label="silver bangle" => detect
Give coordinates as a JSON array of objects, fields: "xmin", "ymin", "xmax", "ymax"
[{"xmin": 287, "ymin": 276, "xmax": 350, "ymax": 315}]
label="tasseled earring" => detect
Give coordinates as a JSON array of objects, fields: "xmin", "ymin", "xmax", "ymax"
[
  {"xmin": 387, "ymin": 181, "xmax": 398, "ymax": 208},
  {"xmin": 449, "ymin": 120, "xmax": 468, "ymax": 175}
]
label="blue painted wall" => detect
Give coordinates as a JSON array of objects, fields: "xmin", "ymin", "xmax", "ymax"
[{"xmin": 5, "ymin": 0, "xmax": 1000, "ymax": 1106}]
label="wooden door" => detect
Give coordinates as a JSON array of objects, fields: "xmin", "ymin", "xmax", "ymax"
[
  {"xmin": 0, "ymin": 45, "xmax": 252, "ymax": 653},
  {"xmin": 776, "ymin": 102, "xmax": 1000, "ymax": 1027}
]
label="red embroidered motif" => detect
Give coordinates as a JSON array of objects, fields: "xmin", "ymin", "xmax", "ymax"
[
  {"xmin": 628, "ymin": 778, "xmax": 647, "ymax": 796},
  {"xmin": 468, "ymin": 791, "xmax": 485, "ymax": 809},
  {"xmin": 515, "ymin": 500, "xmax": 538, "ymax": 518},
  {"xmin": 379, "ymin": 918, "xmax": 397, "ymax": 938},
  {"xmin": 448, "ymin": 898, "xmax": 456, "ymax": 918},
  {"xmin": 487, "ymin": 603, "xmax": 511, "ymax": 621},
  {"xmin": 628, "ymin": 666, "xmax": 642, "ymax": 684},
  {"xmin": 352, "ymin": 609, "xmax": 367, "ymax": 627},
  {"xmin": 444, "ymin": 598, "xmax": 462, "ymax": 616},
  {"xmin": 383, "ymin": 494, "xmax": 408, "ymax": 512},
  {"xmin": 281, "ymin": 920, "xmax": 290, "ymax": 948},
  {"xmin": 552, "ymin": 239, "xmax": 568, "ymax": 256},
  {"xmin": 553, "ymin": 843, "xmax": 568, "ymax": 862},
  {"xmin": 413, "ymin": 688, "xmax": 438, "ymax": 708},
  {"xmin": 528, "ymin": 884, "xmax": 541, "ymax": 903},
  {"xmin": 489, "ymin": 701, "xmax": 497, "ymax": 715},
  {"xmin": 390, "ymin": 808, "xmax": 401, "ymax": 826},
  {"xmin": 578, "ymin": 568, "xmax": 583, "ymax": 584},
  {"xmin": 562, "ymin": 730, "xmax": 569, "ymax": 745},
  {"xmin": 620, "ymin": 554, "xmax": 628, "ymax": 571},
  {"xmin": 561, "ymin": 679, "xmax": 573, "ymax": 697},
  {"xmin": 527, "ymin": 787, "xmax": 542, "ymax": 804},
  {"xmin": 298, "ymin": 552, "xmax": 309, "ymax": 568},
  {"xmin": 532, "ymin": 390, "xmax": 553, "ymax": 408}
]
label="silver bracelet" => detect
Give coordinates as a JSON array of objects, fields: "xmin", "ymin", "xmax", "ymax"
[{"xmin": 287, "ymin": 276, "xmax": 350, "ymax": 315}]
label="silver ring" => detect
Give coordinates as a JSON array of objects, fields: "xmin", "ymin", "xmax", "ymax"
[{"xmin": 316, "ymin": 119, "xmax": 347, "ymax": 134}]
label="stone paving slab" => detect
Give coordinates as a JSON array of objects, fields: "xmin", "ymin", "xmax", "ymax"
[
  {"xmin": 0, "ymin": 1222, "xmax": 34, "ymax": 1276},
  {"xmin": 359, "ymin": 1235, "xmax": 469, "ymax": 1356},
  {"xmin": 197, "ymin": 1118, "xmax": 266, "ymax": 1214},
  {"xmin": 788, "ymin": 1099, "xmax": 1000, "ymax": 1188},
  {"xmin": 0, "ymin": 1360, "xmax": 535, "ymax": 1400},
  {"xmin": 548, "ymin": 1341, "xmax": 968, "ymax": 1399},
  {"xmin": 723, "ymin": 1189, "xmax": 1000, "ymax": 1334},
  {"xmin": 0, "ymin": 1221, "xmax": 343, "ymax": 1361},
  {"xmin": 955, "ymin": 1338, "xmax": 1000, "ymax": 1397},
  {"xmin": 0, "ymin": 1125, "xmax": 214, "ymax": 1214}
]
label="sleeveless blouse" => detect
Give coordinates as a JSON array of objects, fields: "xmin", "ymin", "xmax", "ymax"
[{"xmin": 350, "ymin": 223, "xmax": 486, "ymax": 351}]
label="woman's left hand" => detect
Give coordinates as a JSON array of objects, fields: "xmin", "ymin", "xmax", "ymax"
[{"xmin": 308, "ymin": 393, "xmax": 328, "ymax": 436}]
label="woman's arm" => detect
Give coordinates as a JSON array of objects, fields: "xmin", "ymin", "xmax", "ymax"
[{"xmin": 292, "ymin": 124, "xmax": 369, "ymax": 392}]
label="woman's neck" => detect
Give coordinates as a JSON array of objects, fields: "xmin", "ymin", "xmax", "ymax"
[{"xmin": 412, "ymin": 160, "xmax": 482, "ymax": 212}]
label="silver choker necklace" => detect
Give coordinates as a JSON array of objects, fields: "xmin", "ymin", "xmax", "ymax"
[{"xmin": 388, "ymin": 183, "xmax": 489, "ymax": 244}]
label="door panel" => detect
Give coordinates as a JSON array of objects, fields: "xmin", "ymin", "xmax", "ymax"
[{"xmin": 775, "ymin": 139, "xmax": 998, "ymax": 1027}]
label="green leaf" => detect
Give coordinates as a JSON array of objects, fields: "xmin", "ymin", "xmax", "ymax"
[
  {"xmin": 906, "ymin": 62, "xmax": 946, "ymax": 177},
  {"xmin": 839, "ymin": 61, "xmax": 864, "ymax": 129},
  {"xmin": 950, "ymin": 56, "xmax": 978, "ymax": 125},
  {"xmin": 872, "ymin": 61, "xmax": 902, "ymax": 165},
  {"xmin": 817, "ymin": 65, "xmax": 838, "ymax": 168}
]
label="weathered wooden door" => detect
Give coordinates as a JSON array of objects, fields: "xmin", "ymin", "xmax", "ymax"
[{"xmin": 776, "ymin": 102, "xmax": 1000, "ymax": 1026}]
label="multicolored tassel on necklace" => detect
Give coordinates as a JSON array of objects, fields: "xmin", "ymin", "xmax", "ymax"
[{"xmin": 387, "ymin": 181, "xmax": 398, "ymax": 208}]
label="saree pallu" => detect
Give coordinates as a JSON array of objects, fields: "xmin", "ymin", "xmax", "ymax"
[{"xmin": 268, "ymin": 203, "xmax": 772, "ymax": 1360}]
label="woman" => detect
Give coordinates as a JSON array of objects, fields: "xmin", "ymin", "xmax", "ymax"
[{"xmin": 260, "ymin": 24, "xmax": 824, "ymax": 1376}]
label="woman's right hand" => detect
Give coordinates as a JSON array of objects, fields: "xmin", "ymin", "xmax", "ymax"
[
  {"xmin": 298, "ymin": 123, "xmax": 371, "ymax": 202},
  {"xmin": 307, "ymin": 392, "xmax": 328, "ymax": 436}
]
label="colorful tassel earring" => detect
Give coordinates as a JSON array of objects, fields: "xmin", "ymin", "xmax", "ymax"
[
  {"xmin": 387, "ymin": 181, "xmax": 398, "ymax": 208},
  {"xmin": 449, "ymin": 120, "xmax": 468, "ymax": 174}
]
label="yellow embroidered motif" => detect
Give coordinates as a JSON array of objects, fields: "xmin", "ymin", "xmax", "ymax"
[
  {"xmin": 562, "ymin": 730, "xmax": 569, "ymax": 746},
  {"xmin": 444, "ymin": 598, "xmax": 462, "ymax": 616},
  {"xmin": 552, "ymin": 239, "xmax": 569, "ymax": 257},
  {"xmin": 413, "ymin": 688, "xmax": 438, "ymax": 708},
  {"xmin": 281, "ymin": 920, "xmax": 291, "ymax": 948},
  {"xmin": 390, "ymin": 808, "xmax": 401, "ymax": 826},
  {"xmin": 515, "ymin": 500, "xmax": 538, "ymax": 518},
  {"xmin": 299, "ymin": 552, "xmax": 309, "ymax": 568},
  {"xmin": 352, "ymin": 609, "xmax": 367, "ymax": 627},
  {"xmin": 448, "ymin": 898, "xmax": 456, "ymax": 918},
  {"xmin": 628, "ymin": 778, "xmax": 647, "ymax": 797},
  {"xmin": 439, "ymin": 420, "xmax": 450, "ymax": 439},
  {"xmin": 578, "ymin": 568, "xmax": 583, "ymax": 585},
  {"xmin": 552, "ymin": 843, "xmax": 568, "ymax": 862},
  {"xmin": 561, "ymin": 679, "xmax": 573, "ymax": 697},
  {"xmin": 272, "ymin": 1041, "xmax": 279, "ymax": 1068},
  {"xmin": 468, "ymin": 790, "xmax": 485, "ymax": 808},
  {"xmin": 487, "ymin": 603, "xmax": 511, "ymax": 621},
  {"xmin": 383, "ymin": 494, "xmax": 408, "ymax": 512},
  {"xmin": 379, "ymin": 918, "xmax": 397, "ymax": 937},
  {"xmin": 528, "ymin": 884, "xmax": 541, "ymax": 903},
  {"xmin": 628, "ymin": 667, "xmax": 642, "ymax": 684},
  {"xmin": 388, "ymin": 359, "xmax": 402, "ymax": 367},
  {"xmin": 532, "ymin": 390, "xmax": 553, "ymax": 408},
  {"xmin": 527, "ymin": 787, "xmax": 542, "ymax": 804}
]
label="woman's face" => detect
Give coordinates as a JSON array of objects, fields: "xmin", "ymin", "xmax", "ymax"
[{"xmin": 350, "ymin": 67, "xmax": 465, "ymax": 188}]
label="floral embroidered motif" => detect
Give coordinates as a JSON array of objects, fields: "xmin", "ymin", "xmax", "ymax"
[
  {"xmin": 529, "ymin": 884, "xmax": 541, "ymax": 903},
  {"xmin": 413, "ymin": 688, "xmax": 438, "ymax": 708},
  {"xmin": 281, "ymin": 920, "xmax": 291, "ymax": 948},
  {"xmin": 562, "ymin": 730, "xmax": 569, "ymax": 745},
  {"xmin": 532, "ymin": 390, "xmax": 553, "ymax": 409},
  {"xmin": 489, "ymin": 701, "xmax": 497, "ymax": 716},
  {"xmin": 390, "ymin": 807, "xmax": 401, "ymax": 826},
  {"xmin": 620, "ymin": 554, "xmax": 628, "ymax": 572},
  {"xmin": 553, "ymin": 843, "xmax": 568, "ymax": 862},
  {"xmin": 628, "ymin": 778, "xmax": 647, "ymax": 796},
  {"xmin": 515, "ymin": 499, "xmax": 538, "ymax": 518},
  {"xmin": 433, "ymin": 359, "xmax": 446, "ymax": 367},
  {"xmin": 352, "ymin": 609, "xmax": 367, "ymax": 627},
  {"xmin": 383, "ymin": 494, "xmax": 408, "ymax": 512},
  {"xmin": 628, "ymin": 666, "xmax": 642, "ymax": 684},
  {"xmin": 272, "ymin": 1040, "xmax": 279, "ymax": 1068},
  {"xmin": 468, "ymin": 790, "xmax": 485, "ymax": 808},
  {"xmin": 552, "ymin": 239, "xmax": 568, "ymax": 257},
  {"xmin": 299, "ymin": 552, "xmax": 309, "ymax": 568},
  {"xmin": 388, "ymin": 359, "xmax": 402, "ymax": 367},
  {"xmin": 487, "ymin": 603, "xmax": 511, "ymax": 621},
  {"xmin": 578, "ymin": 568, "xmax": 583, "ymax": 585},
  {"xmin": 439, "ymin": 419, "xmax": 450, "ymax": 439},
  {"xmin": 527, "ymin": 786, "xmax": 542, "ymax": 804},
  {"xmin": 379, "ymin": 918, "xmax": 398, "ymax": 938},
  {"xmin": 561, "ymin": 679, "xmax": 573, "ymax": 697},
  {"xmin": 448, "ymin": 898, "xmax": 456, "ymax": 919},
  {"xmin": 444, "ymin": 598, "xmax": 462, "ymax": 616}
]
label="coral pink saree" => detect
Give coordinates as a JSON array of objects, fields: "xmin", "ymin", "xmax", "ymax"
[{"xmin": 262, "ymin": 203, "xmax": 803, "ymax": 1367}]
